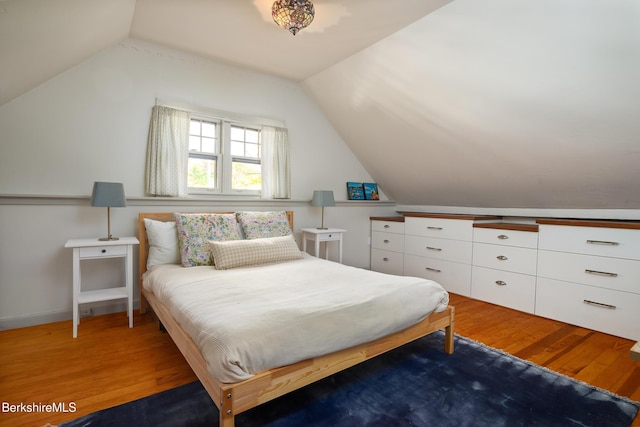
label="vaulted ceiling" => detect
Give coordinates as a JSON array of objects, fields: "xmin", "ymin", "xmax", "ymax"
[{"xmin": 2, "ymin": 0, "xmax": 639, "ymax": 210}]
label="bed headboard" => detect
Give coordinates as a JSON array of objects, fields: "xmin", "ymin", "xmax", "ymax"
[{"xmin": 138, "ymin": 211, "xmax": 294, "ymax": 313}]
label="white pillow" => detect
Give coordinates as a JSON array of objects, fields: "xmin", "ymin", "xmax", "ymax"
[
  {"xmin": 209, "ymin": 235, "xmax": 303, "ymax": 270},
  {"xmin": 143, "ymin": 218, "xmax": 180, "ymax": 269}
]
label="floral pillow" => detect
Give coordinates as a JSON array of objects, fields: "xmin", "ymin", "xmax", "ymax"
[
  {"xmin": 174, "ymin": 213, "xmax": 241, "ymax": 267},
  {"xmin": 235, "ymin": 211, "xmax": 292, "ymax": 240}
]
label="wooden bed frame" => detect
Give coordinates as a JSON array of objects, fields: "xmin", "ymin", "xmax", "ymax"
[{"xmin": 138, "ymin": 211, "xmax": 455, "ymax": 427}]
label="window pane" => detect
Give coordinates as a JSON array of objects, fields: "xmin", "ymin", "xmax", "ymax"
[
  {"xmin": 232, "ymin": 160, "xmax": 261, "ymax": 190},
  {"xmin": 230, "ymin": 126, "xmax": 244, "ymax": 141},
  {"xmin": 245, "ymin": 129, "xmax": 259, "ymax": 143},
  {"xmin": 189, "ymin": 135, "xmax": 200, "ymax": 152},
  {"xmin": 202, "ymin": 122, "xmax": 216, "ymax": 138},
  {"xmin": 230, "ymin": 141, "xmax": 244, "ymax": 156},
  {"xmin": 201, "ymin": 137, "xmax": 216, "ymax": 153},
  {"xmin": 245, "ymin": 142, "xmax": 259, "ymax": 158},
  {"xmin": 188, "ymin": 157, "xmax": 217, "ymax": 189},
  {"xmin": 189, "ymin": 121, "xmax": 200, "ymax": 135}
]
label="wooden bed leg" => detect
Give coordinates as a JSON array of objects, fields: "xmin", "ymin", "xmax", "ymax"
[{"xmin": 444, "ymin": 306, "xmax": 455, "ymax": 354}]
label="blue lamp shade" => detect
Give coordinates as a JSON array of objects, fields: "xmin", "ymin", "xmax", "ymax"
[
  {"xmin": 311, "ymin": 190, "xmax": 334, "ymax": 229},
  {"xmin": 91, "ymin": 182, "xmax": 126, "ymax": 241}
]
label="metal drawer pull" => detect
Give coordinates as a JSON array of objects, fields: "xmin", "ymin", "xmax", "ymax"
[
  {"xmin": 384, "ymin": 224, "xmax": 390, "ymax": 228},
  {"xmin": 384, "ymin": 239, "xmax": 390, "ymax": 243},
  {"xmin": 586, "ymin": 240, "xmax": 619, "ymax": 246},
  {"xmin": 495, "ymin": 280, "xmax": 507, "ymax": 286},
  {"xmin": 497, "ymin": 255, "xmax": 508, "ymax": 261},
  {"xmin": 585, "ymin": 269, "xmax": 618, "ymax": 277},
  {"xmin": 426, "ymin": 246, "xmax": 442, "ymax": 251},
  {"xmin": 383, "ymin": 257, "xmax": 390, "ymax": 262},
  {"xmin": 427, "ymin": 226, "xmax": 443, "ymax": 230},
  {"xmin": 498, "ymin": 235, "xmax": 509, "ymax": 240},
  {"xmin": 425, "ymin": 267, "xmax": 442, "ymax": 273},
  {"xmin": 584, "ymin": 300, "xmax": 616, "ymax": 310}
]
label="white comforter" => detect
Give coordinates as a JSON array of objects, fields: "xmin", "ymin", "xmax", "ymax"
[{"xmin": 143, "ymin": 254, "xmax": 449, "ymax": 383}]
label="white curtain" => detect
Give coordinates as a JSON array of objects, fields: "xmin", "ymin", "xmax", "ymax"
[
  {"xmin": 261, "ymin": 126, "xmax": 291, "ymax": 199},
  {"xmin": 145, "ymin": 106, "xmax": 190, "ymax": 197}
]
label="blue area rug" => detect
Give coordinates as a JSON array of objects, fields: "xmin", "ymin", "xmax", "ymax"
[{"xmin": 61, "ymin": 331, "xmax": 639, "ymax": 426}]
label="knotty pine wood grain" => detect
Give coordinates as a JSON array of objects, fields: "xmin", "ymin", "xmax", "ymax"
[{"xmin": 1, "ymin": 296, "xmax": 639, "ymax": 426}]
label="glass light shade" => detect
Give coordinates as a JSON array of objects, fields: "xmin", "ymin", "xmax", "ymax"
[{"xmin": 272, "ymin": 0, "xmax": 315, "ymax": 35}]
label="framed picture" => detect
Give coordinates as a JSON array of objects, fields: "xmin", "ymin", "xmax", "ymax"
[
  {"xmin": 346, "ymin": 182, "xmax": 365, "ymax": 200},
  {"xmin": 363, "ymin": 183, "xmax": 380, "ymax": 200}
]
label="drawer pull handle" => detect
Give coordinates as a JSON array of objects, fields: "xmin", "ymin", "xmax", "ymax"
[
  {"xmin": 384, "ymin": 239, "xmax": 390, "ymax": 243},
  {"xmin": 426, "ymin": 246, "xmax": 442, "ymax": 251},
  {"xmin": 586, "ymin": 240, "xmax": 619, "ymax": 246},
  {"xmin": 383, "ymin": 257, "xmax": 390, "ymax": 262},
  {"xmin": 496, "ymin": 255, "xmax": 508, "ymax": 261},
  {"xmin": 427, "ymin": 226, "xmax": 443, "ymax": 230},
  {"xmin": 384, "ymin": 224, "xmax": 390, "ymax": 228},
  {"xmin": 498, "ymin": 235, "xmax": 509, "ymax": 240},
  {"xmin": 585, "ymin": 269, "xmax": 618, "ymax": 278},
  {"xmin": 425, "ymin": 267, "xmax": 442, "ymax": 273},
  {"xmin": 101, "ymin": 249, "xmax": 107, "ymax": 253},
  {"xmin": 495, "ymin": 280, "xmax": 507, "ymax": 286},
  {"xmin": 584, "ymin": 300, "xmax": 616, "ymax": 310}
]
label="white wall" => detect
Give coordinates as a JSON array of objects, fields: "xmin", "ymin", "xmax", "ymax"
[{"xmin": 0, "ymin": 39, "xmax": 398, "ymax": 330}]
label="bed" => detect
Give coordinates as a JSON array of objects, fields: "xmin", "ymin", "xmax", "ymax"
[{"xmin": 138, "ymin": 211, "xmax": 454, "ymax": 427}]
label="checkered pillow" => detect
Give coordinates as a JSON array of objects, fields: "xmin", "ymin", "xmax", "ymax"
[{"xmin": 209, "ymin": 235, "xmax": 302, "ymax": 270}]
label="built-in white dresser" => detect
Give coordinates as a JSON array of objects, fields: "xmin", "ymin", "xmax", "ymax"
[
  {"xmin": 536, "ymin": 219, "xmax": 640, "ymax": 341},
  {"xmin": 471, "ymin": 223, "xmax": 539, "ymax": 313},
  {"xmin": 370, "ymin": 216, "xmax": 405, "ymax": 275},
  {"xmin": 402, "ymin": 213, "xmax": 499, "ymax": 296}
]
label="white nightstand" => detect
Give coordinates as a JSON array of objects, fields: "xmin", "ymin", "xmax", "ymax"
[
  {"xmin": 300, "ymin": 228, "xmax": 347, "ymax": 263},
  {"xmin": 65, "ymin": 237, "xmax": 139, "ymax": 337}
]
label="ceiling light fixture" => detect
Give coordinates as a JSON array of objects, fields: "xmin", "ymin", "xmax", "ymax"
[{"xmin": 272, "ymin": 0, "xmax": 315, "ymax": 36}]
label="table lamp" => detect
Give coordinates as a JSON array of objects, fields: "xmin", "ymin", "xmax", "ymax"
[
  {"xmin": 311, "ymin": 190, "xmax": 334, "ymax": 229},
  {"xmin": 91, "ymin": 182, "xmax": 126, "ymax": 241}
]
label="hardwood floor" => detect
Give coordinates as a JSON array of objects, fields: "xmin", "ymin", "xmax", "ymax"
[{"xmin": 1, "ymin": 295, "xmax": 639, "ymax": 427}]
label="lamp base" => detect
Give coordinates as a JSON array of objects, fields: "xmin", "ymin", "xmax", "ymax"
[
  {"xmin": 316, "ymin": 227, "xmax": 328, "ymax": 230},
  {"xmin": 98, "ymin": 236, "xmax": 119, "ymax": 241}
]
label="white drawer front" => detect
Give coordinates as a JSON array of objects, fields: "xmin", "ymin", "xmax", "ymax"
[
  {"xmin": 404, "ymin": 254, "xmax": 471, "ymax": 296},
  {"xmin": 79, "ymin": 245, "xmax": 127, "ymax": 258},
  {"xmin": 371, "ymin": 231, "xmax": 405, "ymax": 253},
  {"xmin": 539, "ymin": 225, "xmax": 640, "ymax": 260},
  {"xmin": 371, "ymin": 220, "xmax": 404, "ymax": 234},
  {"xmin": 536, "ymin": 277, "xmax": 640, "ymax": 340},
  {"xmin": 404, "ymin": 235, "xmax": 472, "ymax": 264},
  {"xmin": 405, "ymin": 217, "xmax": 473, "ymax": 241},
  {"xmin": 472, "ymin": 243, "xmax": 538, "ymax": 275},
  {"xmin": 473, "ymin": 228, "xmax": 538, "ymax": 249},
  {"xmin": 371, "ymin": 249, "xmax": 404, "ymax": 275},
  {"xmin": 471, "ymin": 266, "xmax": 535, "ymax": 313},
  {"xmin": 537, "ymin": 250, "xmax": 640, "ymax": 294}
]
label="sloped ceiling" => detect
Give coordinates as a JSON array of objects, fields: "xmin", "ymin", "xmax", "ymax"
[{"xmin": 1, "ymin": 0, "xmax": 639, "ymax": 209}]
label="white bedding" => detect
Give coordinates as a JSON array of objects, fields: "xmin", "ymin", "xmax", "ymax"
[{"xmin": 143, "ymin": 254, "xmax": 449, "ymax": 383}]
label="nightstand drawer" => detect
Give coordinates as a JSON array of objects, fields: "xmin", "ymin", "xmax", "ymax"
[
  {"xmin": 79, "ymin": 245, "xmax": 127, "ymax": 258},
  {"xmin": 371, "ymin": 231, "xmax": 404, "ymax": 252}
]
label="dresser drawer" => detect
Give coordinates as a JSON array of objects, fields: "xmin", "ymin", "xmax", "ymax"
[
  {"xmin": 473, "ymin": 228, "xmax": 538, "ymax": 249},
  {"xmin": 371, "ymin": 231, "xmax": 405, "ymax": 253},
  {"xmin": 472, "ymin": 243, "xmax": 538, "ymax": 275},
  {"xmin": 371, "ymin": 249, "xmax": 404, "ymax": 275},
  {"xmin": 405, "ymin": 235, "xmax": 472, "ymax": 264},
  {"xmin": 405, "ymin": 217, "xmax": 473, "ymax": 241},
  {"xmin": 537, "ymin": 250, "xmax": 640, "ymax": 294},
  {"xmin": 536, "ymin": 277, "xmax": 640, "ymax": 340},
  {"xmin": 471, "ymin": 266, "xmax": 536, "ymax": 313},
  {"xmin": 79, "ymin": 245, "xmax": 127, "ymax": 258},
  {"xmin": 539, "ymin": 225, "xmax": 640, "ymax": 260},
  {"xmin": 371, "ymin": 220, "xmax": 404, "ymax": 234},
  {"xmin": 404, "ymin": 254, "xmax": 471, "ymax": 296}
]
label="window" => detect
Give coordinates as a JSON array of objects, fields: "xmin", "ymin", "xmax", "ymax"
[{"xmin": 188, "ymin": 118, "xmax": 262, "ymax": 195}]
